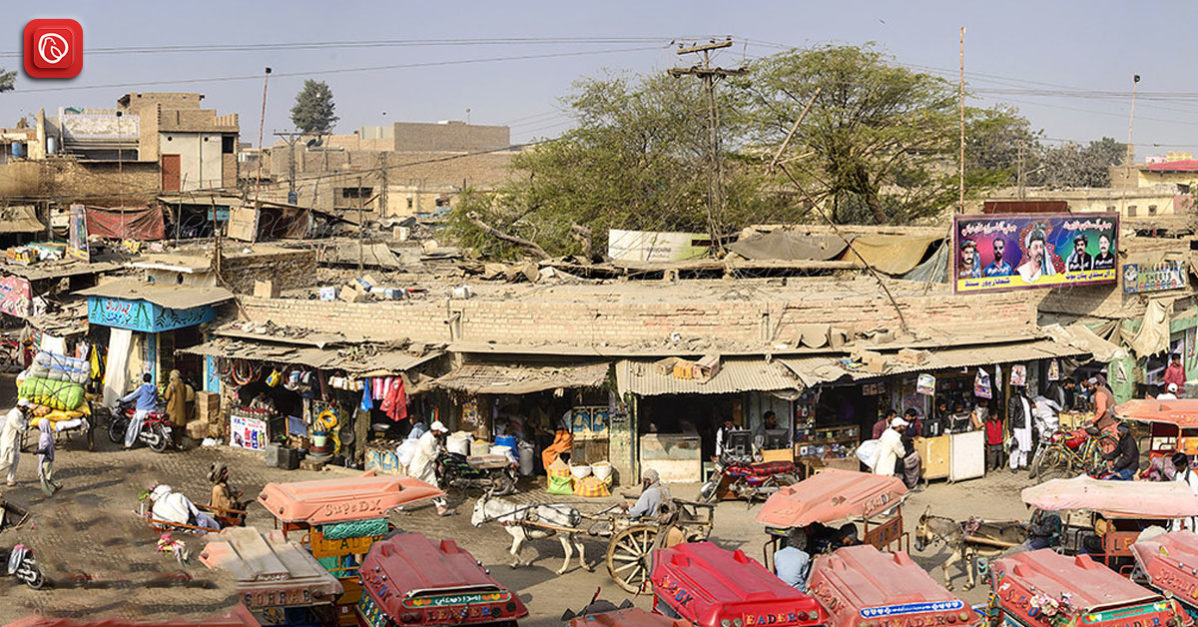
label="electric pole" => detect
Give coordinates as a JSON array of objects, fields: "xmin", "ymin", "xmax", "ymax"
[
  {"xmin": 254, "ymin": 68, "xmax": 272, "ymax": 209},
  {"xmin": 669, "ymin": 37, "xmax": 744, "ymax": 252},
  {"xmin": 1122, "ymin": 74, "xmax": 1141, "ymax": 215},
  {"xmin": 273, "ymin": 131, "xmax": 306, "ymax": 204}
]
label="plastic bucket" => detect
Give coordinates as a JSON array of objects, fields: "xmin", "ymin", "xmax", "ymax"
[
  {"xmin": 518, "ymin": 441, "xmax": 535, "ymax": 476},
  {"xmin": 495, "ymin": 435, "xmax": 518, "ymax": 450}
]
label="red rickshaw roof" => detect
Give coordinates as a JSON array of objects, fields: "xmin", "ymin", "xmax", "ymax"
[
  {"xmin": 360, "ymin": 532, "xmax": 527, "ymax": 621},
  {"xmin": 992, "ymin": 549, "xmax": 1158, "ymax": 612},
  {"xmin": 3, "ymin": 605, "xmax": 258, "ymax": 627},
  {"xmin": 1116, "ymin": 399, "xmax": 1198, "ymax": 428},
  {"xmin": 755, "ymin": 469, "xmax": 907, "ymax": 528},
  {"xmin": 257, "ymin": 472, "xmax": 445, "ymax": 525},
  {"xmin": 808, "ymin": 545, "xmax": 972, "ymax": 627},
  {"xmin": 1021, "ymin": 475, "xmax": 1198, "ymax": 519},
  {"xmin": 567, "ymin": 608, "xmax": 690, "ymax": 627},
  {"xmin": 650, "ymin": 542, "xmax": 825, "ymax": 627},
  {"xmin": 1132, "ymin": 530, "xmax": 1198, "ymax": 599}
]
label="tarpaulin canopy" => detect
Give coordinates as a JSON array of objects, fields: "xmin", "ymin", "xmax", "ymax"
[
  {"xmin": 727, "ymin": 231, "xmax": 848, "ymax": 261},
  {"xmin": 841, "ymin": 234, "xmax": 942, "ymax": 276},
  {"xmin": 178, "ymin": 337, "xmax": 442, "ymax": 377},
  {"xmin": 0, "ymin": 205, "xmax": 46, "ymax": 233},
  {"xmin": 433, "ymin": 361, "xmax": 610, "ymax": 395},
  {"xmin": 1021, "ymin": 475, "xmax": 1198, "ymax": 519},
  {"xmin": 1041, "ymin": 323, "xmax": 1127, "ymax": 364},
  {"xmin": 84, "ymin": 205, "xmax": 166, "ymax": 240},
  {"xmin": 199, "ymin": 527, "xmax": 343, "ymax": 609},
  {"xmin": 1115, "ymin": 398, "xmax": 1198, "ymax": 429},
  {"xmin": 992, "ymin": 550, "xmax": 1158, "ymax": 613},
  {"xmin": 755, "ymin": 469, "xmax": 907, "ymax": 528},
  {"xmin": 615, "ymin": 358, "xmax": 801, "ymax": 397}
]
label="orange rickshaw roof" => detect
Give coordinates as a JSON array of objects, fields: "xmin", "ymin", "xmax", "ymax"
[
  {"xmin": 1116, "ymin": 399, "xmax": 1198, "ymax": 429},
  {"xmin": 755, "ymin": 469, "xmax": 907, "ymax": 528},
  {"xmin": 257, "ymin": 472, "xmax": 445, "ymax": 525}
]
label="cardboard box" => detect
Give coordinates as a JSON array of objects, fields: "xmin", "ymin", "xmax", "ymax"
[
  {"xmin": 695, "ymin": 354, "xmax": 721, "ymax": 381},
  {"xmin": 196, "ymin": 391, "xmax": 221, "ymax": 423},
  {"xmin": 185, "ymin": 419, "xmax": 209, "ymax": 440},
  {"xmin": 253, "ymin": 280, "xmax": 279, "ymax": 299}
]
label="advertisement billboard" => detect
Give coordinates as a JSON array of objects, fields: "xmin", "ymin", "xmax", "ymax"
[
  {"xmin": 1123, "ymin": 260, "xmax": 1188, "ymax": 294},
  {"xmin": 67, "ymin": 203, "xmax": 89, "ymax": 262},
  {"xmin": 953, "ymin": 213, "xmax": 1118, "ymax": 293}
]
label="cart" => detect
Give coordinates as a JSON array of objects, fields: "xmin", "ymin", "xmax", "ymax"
[
  {"xmin": 756, "ymin": 469, "xmax": 909, "ymax": 570},
  {"xmin": 649, "ymin": 541, "xmax": 826, "ymax": 627},
  {"xmin": 1116, "ymin": 398, "xmax": 1198, "ymax": 462},
  {"xmin": 987, "ymin": 549, "xmax": 1190, "ymax": 627},
  {"xmin": 257, "ymin": 472, "xmax": 444, "ymax": 626},
  {"xmin": 1132, "ymin": 530, "xmax": 1198, "ymax": 623},
  {"xmin": 1021, "ymin": 475, "xmax": 1198, "ymax": 576},
  {"xmin": 19, "ymin": 395, "xmax": 97, "ymax": 452},
  {"xmin": 807, "ymin": 544, "xmax": 981, "ymax": 627},
  {"xmin": 199, "ymin": 526, "xmax": 344, "ymax": 626},
  {"xmin": 357, "ymin": 532, "xmax": 528, "ymax": 627}
]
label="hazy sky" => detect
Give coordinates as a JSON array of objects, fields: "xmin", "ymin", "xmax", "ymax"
[{"xmin": 3, "ymin": 2, "xmax": 1196, "ymax": 156}]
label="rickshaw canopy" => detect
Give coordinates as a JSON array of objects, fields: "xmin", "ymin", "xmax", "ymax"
[
  {"xmin": 1116, "ymin": 399, "xmax": 1198, "ymax": 428},
  {"xmin": 257, "ymin": 472, "xmax": 444, "ymax": 525},
  {"xmin": 755, "ymin": 469, "xmax": 907, "ymax": 528},
  {"xmin": 991, "ymin": 549, "xmax": 1159, "ymax": 613},
  {"xmin": 567, "ymin": 608, "xmax": 690, "ymax": 627},
  {"xmin": 650, "ymin": 541, "xmax": 826, "ymax": 627},
  {"xmin": 807, "ymin": 545, "xmax": 974, "ymax": 627},
  {"xmin": 1132, "ymin": 530, "xmax": 1198, "ymax": 602},
  {"xmin": 199, "ymin": 527, "xmax": 343, "ymax": 610},
  {"xmin": 1021, "ymin": 475, "xmax": 1198, "ymax": 519}
]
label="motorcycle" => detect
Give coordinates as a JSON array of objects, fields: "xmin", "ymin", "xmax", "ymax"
[
  {"xmin": 435, "ymin": 451, "xmax": 517, "ymax": 495},
  {"xmin": 105, "ymin": 400, "xmax": 172, "ymax": 453},
  {"xmin": 0, "ymin": 544, "xmax": 45, "ymax": 589},
  {"xmin": 699, "ymin": 457, "xmax": 798, "ymax": 504}
]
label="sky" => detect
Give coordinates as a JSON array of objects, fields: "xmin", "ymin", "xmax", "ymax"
[{"xmin": 3, "ymin": 2, "xmax": 1197, "ymax": 156}]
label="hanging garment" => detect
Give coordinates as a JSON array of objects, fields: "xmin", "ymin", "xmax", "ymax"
[
  {"xmin": 359, "ymin": 384, "xmax": 374, "ymax": 412},
  {"xmin": 381, "ymin": 377, "xmax": 408, "ymax": 422}
]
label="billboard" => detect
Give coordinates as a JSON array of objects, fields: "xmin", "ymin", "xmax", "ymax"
[
  {"xmin": 953, "ymin": 213, "xmax": 1118, "ymax": 293},
  {"xmin": 1123, "ymin": 260, "xmax": 1189, "ymax": 294},
  {"xmin": 67, "ymin": 203, "xmax": 89, "ymax": 262}
]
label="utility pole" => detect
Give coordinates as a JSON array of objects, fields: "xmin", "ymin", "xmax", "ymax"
[
  {"xmin": 273, "ymin": 131, "xmax": 305, "ymax": 204},
  {"xmin": 357, "ymin": 174, "xmax": 365, "ymax": 273},
  {"xmin": 958, "ymin": 27, "xmax": 966, "ymax": 214},
  {"xmin": 669, "ymin": 37, "xmax": 745, "ymax": 252},
  {"xmin": 1122, "ymin": 74, "xmax": 1141, "ymax": 215},
  {"xmin": 254, "ymin": 68, "xmax": 272, "ymax": 209},
  {"xmin": 377, "ymin": 153, "xmax": 389, "ymax": 219},
  {"xmin": 1017, "ymin": 142, "xmax": 1027, "ymax": 200}
]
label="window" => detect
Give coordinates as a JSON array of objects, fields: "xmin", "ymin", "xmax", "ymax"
[
  {"xmin": 341, "ymin": 187, "xmax": 373, "ymax": 199},
  {"xmin": 1106, "ymin": 205, "xmax": 1117, "ymax": 212},
  {"xmin": 222, "ymin": 135, "xmax": 235, "ymax": 154},
  {"xmin": 1149, "ymin": 205, "xmax": 1158, "ymax": 215},
  {"xmin": 1127, "ymin": 205, "xmax": 1137, "ymax": 217},
  {"xmin": 407, "ymin": 198, "xmax": 414, "ymax": 209},
  {"xmin": 1179, "ymin": 184, "xmax": 1191, "ymax": 194}
]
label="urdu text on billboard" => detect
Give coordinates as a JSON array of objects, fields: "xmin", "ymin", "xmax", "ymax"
[{"xmin": 953, "ymin": 213, "xmax": 1118, "ymax": 293}]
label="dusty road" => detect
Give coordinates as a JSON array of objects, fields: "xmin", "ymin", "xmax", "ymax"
[{"xmin": 0, "ymin": 375, "xmax": 1035, "ymax": 624}]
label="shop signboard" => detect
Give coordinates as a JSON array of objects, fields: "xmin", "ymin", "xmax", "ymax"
[
  {"xmin": 86, "ymin": 296, "xmax": 216, "ymax": 333},
  {"xmin": 0, "ymin": 275, "xmax": 32, "ymax": 318},
  {"xmin": 1123, "ymin": 260, "xmax": 1189, "ymax": 294},
  {"xmin": 230, "ymin": 415, "xmax": 267, "ymax": 451},
  {"xmin": 953, "ymin": 213, "xmax": 1118, "ymax": 293},
  {"xmin": 67, "ymin": 203, "xmax": 89, "ymax": 262}
]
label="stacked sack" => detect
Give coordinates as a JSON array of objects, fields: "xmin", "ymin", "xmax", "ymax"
[
  {"xmin": 18, "ymin": 351, "xmax": 90, "ymax": 415},
  {"xmin": 546, "ymin": 457, "xmax": 574, "ymax": 495}
]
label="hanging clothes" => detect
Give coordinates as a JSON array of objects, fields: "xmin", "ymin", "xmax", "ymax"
[
  {"xmin": 359, "ymin": 384, "xmax": 374, "ymax": 412},
  {"xmin": 381, "ymin": 377, "xmax": 408, "ymax": 422}
]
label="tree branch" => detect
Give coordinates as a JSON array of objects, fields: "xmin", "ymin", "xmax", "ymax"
[{"xmin": 466, "ymin": 211, "xmax": 550, "ymax": 260}]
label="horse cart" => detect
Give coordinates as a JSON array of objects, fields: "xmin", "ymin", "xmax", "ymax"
[
  {"xmin": 1131, "ymin": 530, "xmax": 1198, "ymax": 622},
  {"xmin": 472, "ymin": 491, "xmax": 714, "ymax": 594},
  {"xmin": 986, "ymin": 549, "xmax": 1190, "ymax": 627},
  {"xmin": 1021, "ymin": 475, "xmax": 1198, "ymax": 576},
  {"xmin": 808, "ymin": 544, "xmax": 982, "ymax": 627},
  {"xmin": 650, "ymin": 541, "xmax": 827, "ymax": 627},
  {"xmin": 257, "ymin": 472, "xmax": 445, "ymax": 626},
  {"xmin": 755, "ymin": 469, "xmax": 909, "ymax": 570}
]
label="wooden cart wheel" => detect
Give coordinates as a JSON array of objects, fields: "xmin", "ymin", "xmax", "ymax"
[{"xmin": 606, "ymin": 524, "xmax": 658, "ymax": 593}]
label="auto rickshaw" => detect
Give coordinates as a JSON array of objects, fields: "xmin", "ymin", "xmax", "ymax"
[
  {"xmin": 807, "ymin": 544, "xmax": 982, "ymax": 627},
  {"xmin": 1132, "ymin": 530, "xmax": 1198, "ymax": 622},
  {"xmin": 1021, "ymin": 476, "xmax": 1198, "ymax": 575},
  {"xmin": 257, "ymin": 472, "xmax": 444, "ymax": 626},
  {"xmin": 1116, "ymin": 399, "xmax": 1198, "ymax": 465},
  {"xmin": 649, "ymin": 541, "xmax": 827, "ymax": 627},
  {"xmin": 755, "ymin": 469, "xmax": 908, "ymax": 569},
  {"xmin": 357, "ymin": 532, "xmax": 528, "ymax": 627},
  {"xmin": 987, "ymin": 549, "xmax": 1190, "ymax": 627},
  {"xmin": 199, "ymin": 526, "xmax": 344, "ymax": 626}
]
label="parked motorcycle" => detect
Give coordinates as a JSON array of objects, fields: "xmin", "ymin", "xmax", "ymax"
[
  {"xmin": 105, "ymin": 400, "xmax": 172, "ymax": 453},
  {"xmin": 435, "ymin": 451, "xmax": 517, "ymax": 495},
  {"xmin": 699, "ymin": 458, "xmax": 798, "ymax": 504},
  {"xmin": 0, "ymin": 544, "xmax": 45, "ymax": 589}
]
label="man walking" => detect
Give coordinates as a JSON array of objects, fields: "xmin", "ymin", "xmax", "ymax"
[
  {"xmin": 407, "ymin": 420, "xmax": 455, "ymax": 516},
  {"xmin": 0, "ymin": 400, "xmax": 30, "ymax": 486}
]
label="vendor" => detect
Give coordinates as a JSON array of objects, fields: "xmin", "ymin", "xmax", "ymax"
[
  {"xmin": 753, "ymin": 411, "xmax": 779, "ymax": 451},
  {"xmin": 248, "ymin": 392, "xmax": 276, "ymax": 412},
  {"xmin": 715, "ymin": 418, "xmax": 743, "ymax": 458}
]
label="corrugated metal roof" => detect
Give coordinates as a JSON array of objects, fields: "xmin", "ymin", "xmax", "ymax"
[
  {"xmin": 433, "ymin": 362, "xmax": 610, "ymax": 395},
  {"xmin": 616, "ymin": 358, "xmax": 801, "ymax": 397},
  {"xmin": 782, "ymin": 339, "xmax": 1087, "ymax": 386},
  {"xmin": 179, "ymin": 337, "xmax": 442, "ymax": 376},
  {"xmin": 76, "ymin": 279, "xmax": 234, "ymax": 309}
]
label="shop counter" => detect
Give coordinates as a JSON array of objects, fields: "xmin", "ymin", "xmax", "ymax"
[{"xmin": 640, "ymin": 432, "xmax": 701, "ymax": 483}]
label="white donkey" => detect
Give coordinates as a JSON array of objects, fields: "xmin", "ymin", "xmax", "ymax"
[{"xmin": 471, "ymin": 491, "xmax": 594, "ymax": 575}]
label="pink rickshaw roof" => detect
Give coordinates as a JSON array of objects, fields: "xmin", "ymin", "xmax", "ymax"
[{"xmin": 755, "ymin": 469, "xmax": 907, "ymax": 528}]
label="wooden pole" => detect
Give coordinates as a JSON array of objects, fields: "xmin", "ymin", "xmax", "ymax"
[
  {"xmin": 1122, "ymin": 75, "xmax": 1140, "ymax": 214},
  {"xmin": 958, "ymin": 27, "xmax": 965, "ymax": 214},
  {"xmin": 254, "ymin": 68, "xmax": 272, "ymax": 209}
]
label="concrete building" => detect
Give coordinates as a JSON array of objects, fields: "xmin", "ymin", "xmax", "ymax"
[{"xmin": 986, "ymin": 186, "xmax": 1189, "ymax": 219}]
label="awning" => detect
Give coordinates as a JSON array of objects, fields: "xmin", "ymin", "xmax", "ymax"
[
  {"xmin": 727, "ymin": 231, "xmax": 849, "ymax": 261},
  {"xmin": 179, "ymin": 337, "xmax": 443, "ymax": 376},
  {"xmin": 782, "ymin": 339, "xmax": 1088, "ymax": 386},
  {"xmin": 433, "ymin": 361, "xmax": 610, "ymax": 395},
  {"xmin": 76, "ymin": 279, "xmax": 234, "ymax": 309},
  {"xmin": 0, "ymin": 205, "xmax": 46, "ymax": 233},
  {"xmin": 616, "ymin": 358, "xmax": 801, "ymax": 397},
  {"xmin": 841, "ymin": 234, "xmax": 942, "ymax": 276},
  {"xmin": 1041, "ymin": 323, "xmax": 1127, "ymax": 363},
  {"xmin": 199, "ymin": 527, "xmax": 343, "ymax": 609}
]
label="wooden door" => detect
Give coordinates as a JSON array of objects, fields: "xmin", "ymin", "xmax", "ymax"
[{"xmin": 161, "ymin": 154, "xmax": 181, "ymax": 191}]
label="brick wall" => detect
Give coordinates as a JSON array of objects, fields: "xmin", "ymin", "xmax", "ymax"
[
  {"xmin": 221, "ymin": 249, "xmax": 317, "ymax": 293},
  {"xmin": 236, "ymin": 286, "xmax": 1039, "ymax": 348},
  {"xmin": 393, "ymin": 122, "xmax": 510, "ymax": 153},
  {"xmin": 49, "ymin": 160, "xmax": 160, "ymax": 205}
]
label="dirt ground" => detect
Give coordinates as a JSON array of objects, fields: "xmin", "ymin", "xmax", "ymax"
[{"xmin": 0, "ymin": 374, "xmax": 1036, "ymax": 624}]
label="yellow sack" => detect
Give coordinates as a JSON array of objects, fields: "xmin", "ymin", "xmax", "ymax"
[{"xmin": 265, "ymin": 369, "xmax": 282, "ymax": 387}]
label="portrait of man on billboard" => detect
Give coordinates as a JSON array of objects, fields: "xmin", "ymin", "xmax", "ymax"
[
  {"xmin": 1065, "ymin": 233, "xmax": 1094, "ymax": 272},
  {"xmin": 1017, "ymin": 225, "xmax": 1055, "ymax": 284},
  {"xmin": 1094, "ymin": 232, "xmax": 1116, "ymax": 270},
  {"xmin": 984, "ymin": 237, "xmax": 1013, "ymax": 277},
  {"xmin": 959, "ymin": 238, "xmax": 982, "ymax": 280}
]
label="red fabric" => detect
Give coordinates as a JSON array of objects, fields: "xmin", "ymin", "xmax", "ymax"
[
  {"xmin": 985, "ymin": 420, "xmax": 1004, "ymax": 445},
  {"xmin": 871, "ymin": 419, "xmax": 888, "ymax": 440},
  {"xmin": 85, "ymin": 206, "xmax": 165, "ymax": 240},
  {"xmin": 380, "ymin": 376, "xmax": 407, "ymax": 422},
  {"xmin": 1165, "ymin": 364, "xmax": 1187, "ymax": 390}
]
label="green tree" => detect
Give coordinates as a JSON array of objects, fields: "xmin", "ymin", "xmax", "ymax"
[
  {"xmin": 0, "ymin": 67, "xmax": 15, "ymax": 93},
  {"xmin": 1032, "ymin": 137, "xmax": 1126, "ymax": 188},
  {"xmin": 289, "ymin": 80, "xmax": 338, "ymax": 134}
]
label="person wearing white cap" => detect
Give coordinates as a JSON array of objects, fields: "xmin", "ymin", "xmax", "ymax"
[
  {"xmin": 1158, "ymin": 383, "xmax": 1180, "ymax": 401},
  {"xmin": 0, "ymin": 399, "xmax": 31, "ymax": 487},
  {"xmin": 870, "ymin": 417, "xmax": 908, "ymax": 478},
  {"xmin": 148, "ymin": 483, "xmax": 219, "ymax": 531},
  {"xmin": 407, "ymin": 420, "xmax": 454, "ymax": 516}
]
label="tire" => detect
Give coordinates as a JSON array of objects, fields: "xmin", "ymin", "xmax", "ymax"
[
  {"xmin": 606, "ymin": 524, "xmax": 658, "ymax": 593},
  {"xmin": 491, "ymin": 471, "xmax": 516, "ymax": 496},
  {"xmin": 147, "ymin": 424, "xmax": 169, "ymax": 453},
  {"xmin": 1029, "ymin": 447, "xmax": 1049, "ymax": 479},
  {"xmin": 18, "ymin": 559, "xmax": 45, "ymax": 590},
  {"xmin": 1031, "ymin": 448, "xmax": 1059, "ymax": 480},
  {"xmin": 107, "ymin": 415, "xmax": 128, "ymax": 445}
]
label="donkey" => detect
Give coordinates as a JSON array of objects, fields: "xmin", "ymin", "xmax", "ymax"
[
  {"xmin": 914, "ymin": 505, "xmax": 1028, "ymax": 591},
  {"xmin": 471, "ymin": 491, "xmax": 594, "ymax": 575}
]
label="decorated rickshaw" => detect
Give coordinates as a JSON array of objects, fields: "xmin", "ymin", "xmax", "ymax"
[
  {"xmin": 1131, "ymin": 530, "xmax": 1198, "ymax": 622},
  {"xmin": 1116, "ymin": 398, "xmax": 1198, "ymax": 463}
]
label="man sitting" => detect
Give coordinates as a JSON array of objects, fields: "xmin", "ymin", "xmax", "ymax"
[
  {"xmin": 774, "ymin": 528, "xmax": 812, "ymax": 592},
  {"xmin": 148, "ymin": 484, "xmax": 220, "ymax": 532},
  {"xmin": 1102, "ymin": 423, "xmax": 1139, "ymax": 481},
  {"xmin": 622, "ymin": 468, "xmax": 670, "ymax": 521}
]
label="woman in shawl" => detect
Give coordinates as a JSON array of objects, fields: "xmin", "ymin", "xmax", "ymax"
[
  {"xmin": 34, "ymin": 418, "xmax": 59, "ymax": 496},
  {"xmin": 163, "ymin": 370, "xmax": 188, "ymax": 445}
]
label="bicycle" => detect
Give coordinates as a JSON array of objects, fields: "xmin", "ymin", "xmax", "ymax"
[{"xmin": 1029, "ymin": 425, "xmax": 1117, "ymax": 480}]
